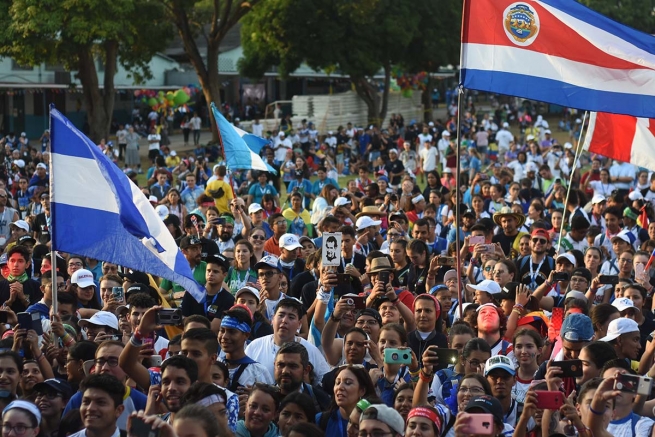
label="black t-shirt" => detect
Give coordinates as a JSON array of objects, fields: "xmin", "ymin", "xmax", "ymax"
[
  {"xmin": 181, "ymin": 288, "xmax": 234, "ymax": 321},
  {"xmin": 639, "ymin": 310, "xmax": 655, "ymax": 360},
  {"xmin": 408, "ymin": 264, "xmax": 429, "ymax": 295},
  {"xmin": 515, "ymin": 255, "xmax": 554, "ymax": 289},
  {"xmin": 289, "ymin": 270, "xmax": 314, "ymax": 299},
  {"xmin": 385, "ymin": 160, "xmax": 405, "ymax": 186},
  {"xmin": 0, "ymin": 279, "xmax": 43, "ymax": 314},
  {"xmin": 34, "ymin": 213, "xmax": 50, "ymax": 244},
  {"xmin": 492, "ymin": 232, "xmax": 520, "ymax": 257}
]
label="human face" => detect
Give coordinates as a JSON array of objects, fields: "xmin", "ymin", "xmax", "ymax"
[
  {"xmin": 414, "ymin": 298, "xmax": 437, "ymax": 332},
  {"xmin": 95, "ymin": 345, "xmax": 126, "ymax": 381},
  {"xmin": 275, "ymin": 353, "xmax": 306, "ymax": 393},
  {"xmin": 482, "ymin": 260, "xmax": 496, "ymax": 280},
  {"xmin": 210, "ymin": 363, "xmax": 226, "ymax": 387},
  {"xmin": 0, "ymin": 358, "xmax": 19, "ymax": 396},
  {"xmin": 99, "ymin": 279, "xmax": 121, "ymax": 304},
  {"xmin": 577, "ymin": 347, "xmax": 602, "ymax": 385},
  {"xmin": 569, "ymin": 275, "xmax": 589, "ymax": 292},
  {"xmin": 462, "ymin": 350, "xmax": 490, "ymax": 375},
  {"xmin": 173, "ymin": 419, "xmax": 209, "ymax": 437},
  {"xmin": 584, "ymin": 249, "xmax": 601, "ymax": 271},
  {"xmin": 492, "ymin": 263, "xmax": 512, "ymax": 287},
  {"xmin": 205, "ymin": 264, "xmax": 226, "ymax": 287},
  {"xmin": 35, "ymin": 389, "xmax": 66, "ymax": 418},
  {"xmin": 2, "ymin": 409, "xmax": 39, "ymax": 437},
  {"xmin": 182, "ymin": 244, "xmax": 202, "ymax": 265},
  {"xmin": 355, "ymin": 316, "xmax": 380, "ymax": 341},
  {"xmin": 344, "ymin": 332, "xmax": 368, "ymax": 364},
  {"xmin": 218, "ymin": 325, "xmax": 249, "ymax": 355},
  {"xmin": 514, "ymin": 335, "xmax": 539, "ymax": 367},
  {"xmin": 185, "ymin": 176, "xmax": 196, "ymax": 189},
  {"xmin": 427, "ymin": 173, "xmax": 437, "ymax": 186},
  {"xmin": 236, "ymin": 295, "xmax": 258, "ymax": 316},
  {"xmin": 551, "ymin": 211, "xmax": 563, "ymax": 230},
  {"xmin": 249, "ymin": 230, "xmax": 266, "ymax": 250},
  {"xmin": 101, "ymin": 263, "xmax": 118, "ymax": 276},
  {"xmin": 477, "ymin": 307, "xmax": 500, "ymax": 332},
  {"xmin": 278, "ymin": 402, "xmax": 308, "ymax": 436},
  {"xmin": 561, "ymin": 339, "xmax": 586, "ymax": 360},
  {"xmin": 519, "ymin": 236, "xmax": 531, "ymax": 256},
  {"xmin": 618, "ymin": 253, "xmax": 633, "ymax": 274},
  {"xmin": 129, "ymin": 307, "xmax": 149, "ymax": 331},
  {"xmin": 405, "ymin": 416, "xmax": 437, "ymax": 437},
  {"xmin": 624, "ymin": 286, "xmax": 644, "ymax": 311},
  {"xmin": 500, "ymin": 216, "xmax": 517, "ymax": 235},
  {"xmin": 245, "ymin": 390, "xmax": 277, "ymax": 435},
  {"xmin": 258, "ymin": 268, "xmax": 280, "ymax": 292},
  {"xmin": 388, "ymin": 242, "xmax": 405, "ymax": 264},
  {"xmin": 577, "ymin": 388, "xmax": 613, "ymax": 429},
  {"xmin": 20, "ymin": 362, "xmax": 43, "ymax": 392},
  {"xmin": 486, "ymin": 369, "xmax": 515, "ymax": 400},
  {"xmin": 161, "ymin": 366, "xmax": 192, "ymax": 413},
  {"xmin": 394, "ymin": 388, "xmax": 413, "ymax": 421},
  {"xmin": 377, "ymin": 329, "xmax": 403, "ymax": 356},
  {"xmin": 347, "ymin": 407, "xmax": 362, "ymax": 437},
  {"xmin": 80, "ymin": 387, "xmax": 124, "ymax": 432},
  {"xmin": 273, "ymin": 307, "xmax": 301, "ymax": 342},
  {"xmin": 235, "ymin": 243, "xmax": 252, "ymax": 268},
  {"xmin": 378, "ymin": 302, "xmax": 400, "ymax": 325},
  {"xmin": 457, "ymin": 378, "xmax": 486, "ymax": 411},
  {"xmin": 618, "ymin": 331, "xmax": 641, "ymax": 360},
  {"xmin": 435, "ymin": 290, "xmax": 452, "ymax": 313},
  {"xmin": 334, "ymin": 369, "xmax": 365, "ymax": 408},
  {"xmin": 412, "ymin": 225, "xmax": 429, "ymax": 242},
  {"xmin": 181, "ymin": 339, "xmax": 215, "ymax": 377},
  {"xmin": 273, "ymin": 218, "xmax": 287, "ymax": 235},
  {"xmin": 450, "ymin": 334, "xmax": 473, "ymax": 357},
  {"xmin": 406, "ymin": 249, "xmax": 426, "ymax": 267},
  {"xmin": 7, "ymin": 254, "xmax": 27, "ymax": 277}
]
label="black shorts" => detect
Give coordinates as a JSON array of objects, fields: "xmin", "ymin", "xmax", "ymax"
[{"xmin": 148, "ymin": 149, "xmax": 160, "ymax": 160}]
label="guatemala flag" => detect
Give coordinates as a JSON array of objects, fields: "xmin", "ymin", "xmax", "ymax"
[
  {"xmin": 211, "ymin": 103, "xmax": 277, "ymax": 173},
  {"xmin": 49, "ymin": 107, "xmax": 204, "ymax": 303},
  {"xmin": 461, "ymin": 0, "xmax": 655, "ymax": 118}
]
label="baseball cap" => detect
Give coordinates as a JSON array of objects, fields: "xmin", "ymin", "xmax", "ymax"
[
  {"xmin": 484, "ymin": 355, "xmax": 515, "ymax": 376},
  {"xmin": 17, "ymin": 235, "xmax": 36, "ymax": 246},
  {"xmin": 235, "ymin": 286, "xmax": 261, "ymax": 304},
  {"xmin": 600, "ymin": 318, "xmax": 639, "ymax": 342},
  {"xmin": 531, "ymin": 228, "xmax": 550, "ymax": 242},
  {"xmin": 120, "ymin": 269, "xmax": 150, "ymax": 285},
  {"xmin": 180, "ymin": 235, "xmax": 202, "ymax": 249},
  {"xmin": 3, "ymin": 401, "xmax": 41, "ymax": 425},
  {"xmin": 10, "ymin": 220, "xmax": 30, "ymax": 232},
  {"xmin": 623, "ymin": 207, "xmax": 639, "ymax": 221},
  {"xmin": 628, "ymin": 191, "xmax": 644, "ymax": 201},
  {"xmin": 33, "ymin": 379, "xmax": 73, "ymax": 399},
  {"xmin": 356, "ymin": 216, "xmax": 382, "ymax": 231},
  {"xmin": 564, "ymin": 142, "xmax": 573, "ymax": 149},
  {"xmin": 556, "ymin": 253, "xmax": 577, "ymax": 267},
  {"xmin": 442, "ymin": 167, "xmax": 452, "ymax": 173},
  {"xmin": 78, "ymin": 311, "xmax": 119, "ymax": 331},
  {"xmin": 206, "ymin": 254, "xmax": 230, "ymax": 271},
  {"xmin": 360, "ymin": 405, "xmax": 405, "ymax": 436},
  {"xmin": 464, "ymin": 395, "xmax": 504, "ymax": 426},
  {"xmin": 334, "ymin": 197, "xmax": 351, "ymax": 207},
  {"xmin": 389, "ymin": 148, "xmax": 399, "ymax": 155},
  {"xmin": 526, "ymin": 134, "xmax": 535, "ymax": 141},
  {"xmin": 612, "ymin": 297, "xmax": 636, "ymax": 313},
  {"xmin": 36, "ymin": 163, "xmax": 47, "ymax": 170},
  {"xmin": 357, "ymin": 308, "xmax": 382, "ymax": 326},
  {"xmin": 71, "ymin": 269, "xmax": 95, "ymax": 289},
  {"xmin": 591, "ymin": 194, "xmax": 607, "ymax": 205},
  {"xmin": 148, "ymin": 195, "xmax": 158, "ymax": 204},
  {"xmin": 496, "ymin": 282, "xmax": 520, "ymax": 301},
  {"xmin": 443, "ymin": 269, "xmax": 457, "ymax": 283},
  {"xmin": 254, "ymin": 254, "xmax": 282, "ymax": 271},
  {"xmin": 466, "ymin": 279, "xmax": 501, "ymax": 296},
  {"xmin": 564, "ymin": 290, "xmax": 587, "ymax": 302},
  {"xmin": 560, "ymin": 313, "xmax": 594, "ymax": 342},
  {"xmin": 611, "ymin": 229, "xmax": 636, "ymax": 245},
  {"xmin": 279, "ymin": 233, "xmax": 303, "ymax": 251},
  {"xmin": 248, "ymin": 203, "xmax": 264, "ymax": 214},
  {"xmin": 502, "ymin": 122, "xmax": 509, "ymax": 128},
  {"xmin": 155, "ymin": 205, "xmax": 169, "ymax": 220},
  {"xmin": 475, "ymin": 302, "xmax": 498, "ymax": 312},
  {"xmin": 0, "ymin": 254, "xmax": 7, "ymax": 266},
  {"xmin": 525, "ymin": 162, "xmax": 538, "ymax": 172}
]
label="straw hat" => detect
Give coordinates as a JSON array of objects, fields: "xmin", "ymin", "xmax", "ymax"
[
  {"xmin": 355, "ymin": 206, "xmax": 386, "ymax": 219},
  {"xmin": 492, "ymin": 206, "xmax": 526, "ymax": 228}
]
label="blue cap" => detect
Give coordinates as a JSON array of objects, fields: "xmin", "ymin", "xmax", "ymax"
[
  {"xmin": 560, "ymin": 313, "xmax": 594, "ymax": 342},
  {"xmin": 430, "ymin": 284, "xmax": 448, "ymax": 295},
  {"xmin": 0, "ymin": 253, "xmax": 7, "ymax": 266}
]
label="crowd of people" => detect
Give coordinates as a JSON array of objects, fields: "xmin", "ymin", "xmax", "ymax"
[{"xmin": 0, "ymin": 103, "xmax": 654, "ymax": 437}]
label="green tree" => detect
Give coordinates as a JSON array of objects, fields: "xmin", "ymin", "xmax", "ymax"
[
  {"xmin": 239, "ymin": 0, "xmax": 458, "ymax": 124},
  {"xmin": 581, "ymin": 0, "xmax": 655, "ymax": 34},
  {"xmin": 162, "ymin": 0, "xmax": 262, "ymax": 142},
  {"xmin": 0, "ymin": 0, "xmax": 172, "ymax": 142}
]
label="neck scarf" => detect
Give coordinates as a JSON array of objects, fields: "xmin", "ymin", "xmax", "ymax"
[{"xmin": 7, "ymin": 273, "xmax": 28, "ymax": 283}]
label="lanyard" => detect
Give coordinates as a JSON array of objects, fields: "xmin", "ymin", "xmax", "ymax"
[
  {"xmin": 341, "ymin": 255, "xmax": 354, "ymax": 270},
  {"xmin": 204, "ymin": 291, "xmax": 220, "ymax": 315},
  {"xmin": 528, "ymin": 257, "xmax": 545, "ymax": 289}
]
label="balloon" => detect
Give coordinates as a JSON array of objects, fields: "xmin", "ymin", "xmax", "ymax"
[
  {"xmin": 166, "ymin": 91, "xmax": 174, "ymax": 101},
  {"xmin": 158, "ymin": 91, "xmax": 165, "ymax": 97},
  {"xmin": 402, "ymin": 89, "xmax": 413, "ymax": 98},
  {"xmin": 173, "ymin": 89, "xmax": 190, "ymax": 105},
  {"xmin": 134, "ymin": 90, "xmax": 141, "ymax": 97},
  {"xmin": 148, "ymin": 97, "xmax": 158, "ymax": 107}
]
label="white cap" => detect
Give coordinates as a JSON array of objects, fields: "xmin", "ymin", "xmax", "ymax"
[
  {"xmin": 564, "ymin": 142, "xmax": 573, "ymax": 149},
  {"xmin": 10, "ymin": 220, "xmax": 29, "ymax": 232},
  {"xmin": 526, "ymin": 134, "xmax": 535, "ymax": 141},
  {"xmin": 248, "ymin": 203, "xmax": 264, "ymax": 214},
  {"xmin": 628, "ymin": 191, "xmax": 644, "ymax": 201},
  {"xmin": 443, "ymin": 167, "xmax": 452, "ymax": 173},
  {"xmin": 600, "ymin": 318, "xmax": 639, "ymax": 342},
  {"xmin": 576, "ymin": 118, "xmax": 582, "ymax": 124},
  {"xmin": 503, "ymin": 122, "xmax": 509, "ymax": 128},
  {"xmin": 389, "ymin": 148, "xmax": 399, "ymax": 155},
  {"xmin": 443, "ymin": 269, "xmax": 458, "ymax": 283},
  {"xmin": 12, "ymin": 159, "xmax": 24, "ymax": 169},
  {"xmin": 71, "ymin": 269, "xmax": 95, "ymax": 288},
  {"xmin": 155, "ymin": 205, "xmax": 169, "ymax": 220},
  {"xmin": 356, "ymin": 216, "xmax": 382, "ymax": 231},
  {"xmin": 592, "ymin": 194, "xmax": 607, "ymax": 205},
  {"xmin": 279, "ymin": 132, "xmax": 285, "ymax": 137},
  {"xmin": 148, "ymin": 195, "xmax": 158, "ymax": 204},
  {"xmin": 279, "ymin": 233, "xmax": 303, "ymax": 250},
  {"xmin": 428, "ymin": 122, "xmax": 435, "ymax": 126},
  {"xmin": 235, "ymin": 286, "xmax": 261, "ymax": 303},
  {"xmin": 78, "ymin": 311, "xmax": 119, "ymax": 331},
  {"xmin": 36, "ymin": 163, "xmax": 47, "ymax": 170},
  {"xmin": 525, "ymin": 162, "xmax": 538, "ymax": 172},
  {"xmin": 254, "ymin": 254, "xmax": 281, "ymax": 271},
  {"xmin": 20, "ymin": 132, "xmax": 26, "ymax": 137},
  {"xmin": 334, "ymin": 197, "xmax": 351, "ymax": 207},
  {"xmin": 170, "ymin": 150, "xmax": 177, "ymax": 156},
  {"xmin": 544, "ymin": 129, "xmax": 552, "ymax": 134},
  {"xmin": 328, "ymin": 131, "xmax": 333, "ymax": 135},
  {"xmin": 466, "ymin": 279, "xmax": 501, "ymax": 296},
  {"xmin": 442, "ymin": 131, "xmax": 451, "ymax": 137},
  {"xmin": 556, "ymin": 253, "xmax": 577, "ymax": 267},
  {"xmin": 612, "ymin": 297, "xmax": 636, "ymax": 312}
]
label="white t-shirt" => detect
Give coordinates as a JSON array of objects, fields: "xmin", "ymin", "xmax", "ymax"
[
  {"xmin": 147, "ymin": 134, "xmax": 161, "ymax": 150},
  {"xmin": 588, "ymin": 180, "xmax": 616, "ymax": 198},
  {"xmin": 420, "ymin": 147, "xmax": 438, "ymax": 172},
  {"xmin": 245, "ymin": 334, "xmax": 331, "ymax": 384},
  {"xmin": 496, "ymin": 129, "xmax": 514, "ymax": 151},
  {"xmin": 228, "ymin": 361, "xmax": 274, "ymax": 387},
  {"xmin": 275, "ymin": 138, "xmax": 292, "ymax": 162},
  {"xmin": 116, "ymin": 129, "xmax": 128, "ymax": 144},
  {"xmin": 610, "ymin": 162, "xmax": 636, "ymax": 190},
  {"xmin": 189, "ymin": 116, "xmax": 202, "ymax": 130},
  {"xmin": 607, "ymin": 414, "xmax": 654, "ymax": 437},
  {"xmin": 252, "ymin": 123, "xmax": 264, "ymax": 137},
  {"xmin": 418, "ymin": 133, "xmax": 433, "ymax": 145}
]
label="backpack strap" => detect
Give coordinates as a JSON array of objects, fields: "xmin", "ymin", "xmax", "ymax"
[
  {"xmin": 441, "ymin": 414, "xmax": 456, "ymax": 436},
  {"xmin": 227, "ymin": 363, "xmax": 250, "ymax": 392},
  {"xmin": 631, "ymin": 413, "xmax": 639, "ymax": 435}
]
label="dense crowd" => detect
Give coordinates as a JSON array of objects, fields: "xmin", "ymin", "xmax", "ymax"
[{"xmin": 0, "ymin": 102, "xmax": 653, "ymax": 437}]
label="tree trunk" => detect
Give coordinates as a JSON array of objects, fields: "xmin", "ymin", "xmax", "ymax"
[
  {"xmin": 352, "ymin": 76, "xmax": 381, "ymax": 126},
  {"xmin": 102, "ymin": 41, "xmax": 118, "ymax": 138},
  {"xmin": 204, "ymin": 40, "xmax": 221, "ymax": 143},
  {"xmin": 378, "ymin": 63, "xmax": 391, "ymax": 125},
  {"xmin": 77, "ymin": 47, "xmax": 110, "ymax": 142},
  {"xmin": 422, "ymin": 76, "xmax": 434, "ymax": 123}
]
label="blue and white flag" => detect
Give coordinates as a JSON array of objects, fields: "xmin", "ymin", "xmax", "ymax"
[
  {"xmin": 211, "ymin": 103, "xmax": 276, "ymax": 173},
  {"xmin": 49, "ymin": 107, "xmax": 204, "ymax": 303}
]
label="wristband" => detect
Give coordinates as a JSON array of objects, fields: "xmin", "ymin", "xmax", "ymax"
[
  {"xmin": 419, "ymin": 370, "xmax": 433, "ymax": 382},
  {"xmin": 329, "ymin": 313, "xmax": 341, "ymax": 323},
  {"xmin": 36, "ymin": 353, "xmax": 44, "ymax": 361},
  {"xmin": 513, "ymin": 303, "xmax": 524, "ymax": 309},
  {"xmin": 588, "ymin": 405, "xmax": 605, "ymax": 416},
  {"xmin": 426, "ymin": 274, "xmax": 435, "ymax": 280},
  {"xmin": 133, "ymin": 328, "xmax": 143, "ymax": 342}
]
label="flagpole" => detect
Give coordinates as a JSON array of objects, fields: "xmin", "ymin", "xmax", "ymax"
[
  {"xmin": 48, "ymin": 104, "xmax": 57, "ymax": 317},
  {"xmin": 454, "ymin": 86, "xmax": 464, "ymax": 320},
  {"xmin": 556, "ymin": 111, "xmax": 589, "ymax": 253}
]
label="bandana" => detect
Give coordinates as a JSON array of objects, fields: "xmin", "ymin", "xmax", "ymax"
[
  {"xmin": 220, "ymin": 215, "xmax": 235, "ymax": 225},
  {"xmin": 408, "ymin": 407, "xmax": 443, "ymax": 434},
  {"xmin": 220, "ymin": 315, "xmax": 251, "ymax": 333},
  {"xmin": 197, "ymin": 394, "xmax": 225, "ymax": 407},
  {"xmin": 7, "ymin": 273, "xmax": 28, "ymax": 284}
]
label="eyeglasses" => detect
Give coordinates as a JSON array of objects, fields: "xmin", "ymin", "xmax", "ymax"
[
  {"xmin": 68, "ymin": 262, "xmax": 83, "ymax": 268},
  {"xmin": 35, "ymin": 391, "xmax": 61, "ymax": 400},
  {"xmin": 484, "ymin": 266, "xmax": 493, "ymax": 272},
  {"xmin": 388, "ymin": 233, "xmax": 401, "ymax": 238},
  {"xmin": 619, "ymin": 258, "xmax": 633, "ymax": 263},
  {"xmin": 95, "ymin": 357, "xmax": 119, "ymax": 367},
  {"xmin": 531, "ymin": 238, "xmax": 547, "ymax": 244},
  {"xmin": 466, "ymin": 359, "xmax": 482, "ymax": 368},
  {"xmin": 458, "ymin": 386, "xmax": 485, "ymax": 395},
  {"xmin": 274, "ymin": 220, "xmax": 286, "ymax": 226},
  {"xmin": 570, "ymin": 277, "xmax": 588, "ymax": 283},
  {"xmin": 56, "ymin": 283, "xmax": 66, "ymax": 289},
  {"xmin": 358, "ymin": 432, "xmax": 394, "ymax": 437},
  {"xmin": 250, "ymin": 235, "xmax": 266, "ymax": 241},
  {"xmin": 356, "ymin": 319, "xmax": 380, "ymax": 326},
  {"xmin": 2, "ymin": 425, "xmax": 34, "ymax": 435},
  {"xmin": 258, "ymin": 271, "xmax": 277, "ymax": 279}
]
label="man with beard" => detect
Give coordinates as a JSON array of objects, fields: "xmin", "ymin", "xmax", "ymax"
[
  {"xmin": 159, "ymin": 236, "xmax": 206, "ymax": 301},
  {"xmin": 215, "ymin": 215, "xmax": 237, "ymax": 253},
  {"xmin": 148, "ymin": 355, "xmax": 198, "ymax": 423},
  {"xmin": 218, "ymin": 306, "xmax": 273, "ymax": 392},
  {"xmin": 68, "ymin": 374, "xmax": 125, "ymax": 437},
  {"xmin": 274, "ymin": 341, "xmax": 331, "ymax": 411},
  {"xmin": 515, "ymin": 228, "xmax": 554, "ymax": 290},
  {"xmin": 34, "ymin": 379, "xmax": 73, "ymax": 437},
  {"xmin": 492, "ymin": 207, "xmax": 527, "ymax": 256},
  {"xmin": 477, "ymin": 303, "xmax": 514, "ymax": 360},
  {"xmin": 182, "ymin": 254, "xmax": 233, "ymax": 331},
  {"xmin": 484, "ymin": 356, "xmax": 532, "ymax": 429}
]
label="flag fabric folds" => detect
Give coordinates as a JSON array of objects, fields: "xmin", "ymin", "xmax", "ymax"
[
  {"xmin": 50, "ymin": 107, "xmax": 205, "ymax": 303},
  {"xmin": 461, "ymin": 0, "xmax": 655, "ymax": 118},
  {"xmin": 210, "ymin": 103, "xmax": 276, "ymax": 173},
  {"xmin": 582, "ymin": 112, "xmax": 655, "ymax": 171}
]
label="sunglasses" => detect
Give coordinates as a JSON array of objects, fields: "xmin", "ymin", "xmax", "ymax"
[
  {"xmin": 257, "ymin": 271, "xmax": 278, "ymax": 278},
  {"xmin": 532, "ymin": 238, "xmax": 547, "ymax": 244},
  {"xmin": 250, "ymin": 235, "xmax": 266, "ymax": 241}
]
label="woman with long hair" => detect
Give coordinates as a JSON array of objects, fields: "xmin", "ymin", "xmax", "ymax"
[
  {"xmin": 248, "ymin": 227, "xmax": 268, "ymax": 262},
  {"xmin": 236, "ymin": 383, "xmax": 280, "ymax": 437},
  {"xmin": 261, "ymin": 194, "xmax": 280, "ymax": 219},
  {"xmin": 312, "ymin": 184, "xmax": 338, "ymax": 224},
  {"xmin": 162, "ymin": 188, "xmax": 187, "ymax": 220},
  {"xmin": 393, "ymin": 384, "xmax": 414, "ymax": 422},
  {"xmin": 277, "ymin": 393, "xmax": 316, "ymax": 437},
  {"xmin": 589, "ymin": 303, "xmax": 619, "ymax": 340},
  {"xmin": 470, "ymin": 194, "xmax": 490, "ymax": 220},
  {"xmin": 584, "ymin": 168, "xmax": 616, "ymax": 198},
  {"xmin": 512, "ymin": 329, "xmax": 542, "ymax": 403},
  {"xmin": 492, "ymin": 259, "xmax": 516, "ymax": 289},
  {"xmin": 407, "ymin": 239, "xmax": 430, "ymax": 295},
  {"xmin": 316, "ymin": 365, "xmax": 376, "ymax": 435},
  {"xmin": 423, "ymin": 170, "xmax": 445, "ymax": 200},
  {"xmin": 226, "ymin": 240, "xmax": 257, "ymax": 292}
]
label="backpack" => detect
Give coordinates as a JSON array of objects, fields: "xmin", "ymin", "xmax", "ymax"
[{"xmin": 209, "ymin": 186, "xmax": 225, "ymax": 199}]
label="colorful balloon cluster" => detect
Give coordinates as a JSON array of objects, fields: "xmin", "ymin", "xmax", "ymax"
[
  {"xmin": 391, "ymin": 68, "xmax": 429, "ymax": 98},
  {"xmin": 133, "ymin": 85, "xmax": 199, "ymax": 111}
]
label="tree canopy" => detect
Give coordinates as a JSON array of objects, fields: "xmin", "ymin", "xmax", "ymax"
[{"xmin": 581, "ymin": 0, "xmax": 655, "ymax": 35}]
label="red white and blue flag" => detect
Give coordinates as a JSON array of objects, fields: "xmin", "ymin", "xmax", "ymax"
[{"xmin": 461, "ymin": 0, "xmax": 655, "ymax": 118}]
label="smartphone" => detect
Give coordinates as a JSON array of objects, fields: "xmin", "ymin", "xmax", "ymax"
[
  {"xmin": 378, "ymin": 271, "xmax": 390, "ymax": 286},
  {"xmin": 130, "ymin": 416, "xmax": 160, "ymax": 437},
  {"xmin": 615, "ymin": 373, "xmax": 653, "ymax": 396},
  {"xmin": 155, "ymin": 308, "xmax": 183, "ymax": 326},
  {"xmin": 437, "ymin": 256, "xmax": 456, "ymax": 266},
  {"xmin": 434, "ymin": 348, "xmax": 459, "ymax": 366},
  {"xmin": 16, "ymin": 312, "xmax": 32, "ymax": 330},
  {"xmin": 216, "ymin": 217, "xmax": 226, "ymax": 225},
  {"xmin": 598, "ymin": 275, "xmax": 619, "ymax": 285},
  {"xmin": 142, "ymin": 337, "xmax": 155, "ymax": 350},
  {"xmin": 336, "ymin": 273, "xmax": 353, "ymax": 286},
  {"xmin": 478, "ymin": 244, "xmax": 496, "ymax": 253},
  {"xmin": 534, "ymin": 390, "xmax": 565, "ymax": 409},
  {"xmin": 467, "ymin": 413, "xmax": 494, "ymax": 435},
  {"xmin": 384, "ymin": 348, "xmax": 412, "ymax": 365},
  {"xmin": 552, "ymin": 272, "xmax": 569, "ymax": 282},
  {"xmin": 149, "ymin": 354, "xmax": 162, "ymax": 367},
  {"xmin": 551, "ymin": 359, "xmax": 583, "ymax": 378},
  {"xmin": 31, "ymin": 313, "xmax": 43, "ymax": 336},
  {"xmin": 636, "ymin": 263, "xmax": 646, "ymax": 278},
  {"xmin": 342, "ymin": 294, "xmax": 366, "ymax": 310},
  {"xmin": 469, "ymin": 236, "xmax": 485, "ymax": 246},
  {"xmin": 111, "ymin": 287, "xmax": 125, "ymax": 304}
]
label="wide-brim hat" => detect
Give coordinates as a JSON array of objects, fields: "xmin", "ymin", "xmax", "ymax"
[
  {"xmin": 492, "ymin": 206, "xmax": 526, "ymax": 228},
  {"xmin": 355, "ymin": 206, "xmax": 386, "ymax": 219}
]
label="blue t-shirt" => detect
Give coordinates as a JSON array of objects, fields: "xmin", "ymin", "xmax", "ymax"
[
  {"xmin": 248, "ymin": 183, "xmax": 278, "ymax": 205},
  {"xmin": 288, "ymin": 179, "xmax": 313, "ymax": 208}
]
